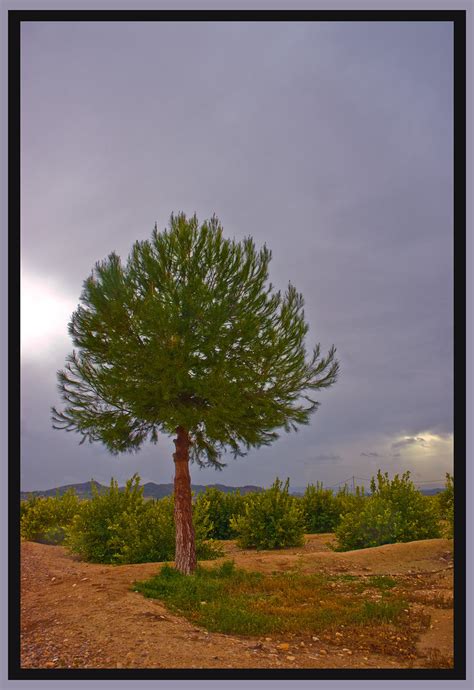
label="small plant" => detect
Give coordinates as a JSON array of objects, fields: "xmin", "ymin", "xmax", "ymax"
[
  {"xmin": 334, "ymin": 470, "xmax": 441, "ymax": 551},
  {"xmin": 230, "ymin": 478, "xmax": 305, "ymax": 550},
  {"xmin": 366, "ymin": 575, "xmax": 397, "ymax": 590},
  {"xmin": 20, "ymin": 489, "xmax": 80, "ymax": 543}
]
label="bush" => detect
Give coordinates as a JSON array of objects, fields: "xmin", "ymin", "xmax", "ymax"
[
  {"xmin": 230, "ymin": 478, "xmax": 305, "ymax": 550},
  {"xmin": 437, "ymin": 473, "xmax": 454, "ymax": 538},
  {"xmin": 64, "ymin": 474, "xmax": 222, "ymax": 564},
  {"xmin": 334, "ymin": 470, "xmax": 441, "ymax": 551},
  {"xmin": 334, "ymin": 484, "xmax": 367, "ymax": 516},
  {"xmin": 193, "ymin": 488, "xmax": 247, "ymax": 540},
  {"xmin": 302, "ymin": 482, "xmax": 340, "ymax": 533},
  {"xmin": 20, "ymin": 489, "xmax": 80, "ymax": 543},
  {"xmin": 302, "ymin": 482, "xmax": 366, "ymax": 533},
  {"xmin": 191, "ymin": 491, "xmax": 225, "ymax": 559}
]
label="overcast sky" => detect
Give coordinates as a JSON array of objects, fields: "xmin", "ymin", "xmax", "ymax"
[{"xmin": 20, "ymin": 20, "xmax": 453, "ymax": 492}]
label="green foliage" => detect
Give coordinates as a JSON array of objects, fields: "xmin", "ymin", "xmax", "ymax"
[
  {"xmin": 302, "ymin": 482, "xmax": 367, "ymax": 534},
  {"xmin": 52, "ymin": 213, "xmax": 339, "ymax": 468},
  {"xmin": 437, "ymin": 473, "xmax": 454, "ymax": 538},
  {"xmin": 191, "ymin": 491, "xmax": 225, "ymax": 559},
  {"xmin": 334, "ymin": 483, "xmax": 367, "ymax": 515},
  {"xmin": 193, "ymin": 488, "xmax": 247, "ymax": 540},
  {"xmin": 64, "ymin": 474, "xmax": 222, "ymax": 564},
  {"xmin": 335, "ymin": 496, "xmax": 401, "ymax": 551},
  {"xmin": 301, "ymin": 482, "xmax": 363, "ymax": 533},
  {"xmin": 133, "ymin": 560, "xmax": 408, "ymax": 636},
  {"xmin": 302, "ymin": 482, "xmax": 339, "ymax": 533},
  {"xmin": 334, "ymin": 471, "xmax": 441, "ymax": 551},
  {"xmin": 230, "ymin": 478, "xmax": 305, "ymax": 549},
  {"xmin": 20, "ymin": 489, "xmax": 80, "ymax": 543},
  {"xmin": 65, "ymin": 475, "xmax": 150, "ymax": 563}
]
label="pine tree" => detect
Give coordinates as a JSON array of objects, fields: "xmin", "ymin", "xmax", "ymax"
[{"xmin": 52, "ymin": 213, "xmax": 339, "ymax": 573}]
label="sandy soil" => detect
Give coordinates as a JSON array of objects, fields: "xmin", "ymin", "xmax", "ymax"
[{"xmin": 20, "ymin": 534, "xmax": 454, "ymax": 669}]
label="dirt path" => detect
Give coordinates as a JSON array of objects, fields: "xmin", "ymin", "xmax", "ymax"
[{"xmin": 20, "ymin": 535, "xmax": 454, "ymax": 669}]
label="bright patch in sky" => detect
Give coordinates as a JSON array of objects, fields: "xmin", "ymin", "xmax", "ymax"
[
  {"xmin": 21, "ymin": 269, "xmax": 76, "ymax": 359},
  {"xmin": 391, "ymin": 432, "xmax": 453, "ymax": 453},
  {"xmin": 389, "ymin": 431, "xmax": 453, "ymax": 475}
]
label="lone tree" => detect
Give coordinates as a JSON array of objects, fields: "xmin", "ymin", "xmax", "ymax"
[{"xmin": 52, "ymin": 214, "xmax": 339, "ymax": 574}]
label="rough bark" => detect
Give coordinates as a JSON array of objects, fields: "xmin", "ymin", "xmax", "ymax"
[{"xmin": 173, "ymin": 426, "xmax": 197, "ymax": 575}]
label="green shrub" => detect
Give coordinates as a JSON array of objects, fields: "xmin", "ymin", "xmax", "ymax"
[
  {"xmin": 193, "ymin": 488, "xmax": 247, "ymax": 540},
  {"xmin": 334, "ymin": 484, "xmax": 367, "ymax": 516},
  {"xmin": 230, "ymin": 477, "xmax": 305, "ymax": 550},
  {"xmin": 191, "ymin": 491, "xmax": 225, "ymax": 559},
  {"xmin": 20, "ymin": 489, "xmax": 80, "ymax": 543},
  {"xmin": 334, "ymin": 470, "xmax": 441, "ymax": 551},
  {"xmin": 64, "ymin": 475, "xmax": 146, "ymax": 562},
  {"xmin": 302, "ymin": 482, "xmax": 339, "ymax": 533},
  {"xmin": 302, "ymin": 482, "xmax": 365, "ymax": 533},
  {"xmin": 334, "ymin": 496, "xmax": 400, "ymax": 550},
  {"xmin": 437, "ymin": 473, "xmax": 454, "ymax": 538},
  {"xmin": 64, "ymin": 474, "xmax": 222, "ymax": 564}
]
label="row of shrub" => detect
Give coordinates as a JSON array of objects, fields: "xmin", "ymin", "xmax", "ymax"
[
  {"xmin": 20, "ymin": 471, "xmax": 454, "ymax": 563},
  {"xmin": 229, "ymin": 471, "xmax": 452, "ymax": 551},
  {"xmin": 20, "ymin": 475, "xmax": 222, "ymax": 564}
]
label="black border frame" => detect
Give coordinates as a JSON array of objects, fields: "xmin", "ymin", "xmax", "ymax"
[{"xmin": 8, "ymin": 8, "xmax": 466, "ymax": 681}]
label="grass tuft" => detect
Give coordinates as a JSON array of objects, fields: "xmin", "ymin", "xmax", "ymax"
[{"xmin": 133, "ymin": 560, "xmax": 409, "ymax": 637}]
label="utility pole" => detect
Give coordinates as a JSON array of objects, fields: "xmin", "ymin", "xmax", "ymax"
[{"xmin": 352, "ymin": 475, "xmax": 355, "ymax": 494}]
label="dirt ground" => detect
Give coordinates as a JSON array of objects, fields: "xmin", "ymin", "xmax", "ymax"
[{"xmin": 20, "ymin": 534, "xmax": 454, "ymax": 669}]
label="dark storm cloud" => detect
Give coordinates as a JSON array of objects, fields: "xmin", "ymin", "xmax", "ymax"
[{"xmin": 20, "ymin": 21, "xmax": 454, "ymax": 490}]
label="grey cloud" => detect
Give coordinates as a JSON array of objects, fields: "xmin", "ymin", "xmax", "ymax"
[
  {"xmin": 360, "ymin": 452, "xmax": 381, "ymax": 457},
  {"xmin": 391, "ymin": 437, "xmax": 427, "ymax": 450}
]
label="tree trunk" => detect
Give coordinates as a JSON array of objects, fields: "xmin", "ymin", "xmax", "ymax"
[{"xmin": 173, "ymin": 426, "xmax": 197, "ymax": 575}]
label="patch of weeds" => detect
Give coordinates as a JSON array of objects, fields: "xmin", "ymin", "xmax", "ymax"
[
  {"xmin": 133, "ymin": 560, "xmax": 411, "ymax": 638},
  {"xmin": 354, "ymin": 599, "xmax": 406, "ymax": 624},
  {"xmin": 332, "ymin": 574, "xmax": 359, "ymax": 582},
  {"xmin": 366, "ymin": 575, "xmax": 397, "ymax": 591},
  {"xmin": 330, "ymin": 573, "xmax": 397, "ymax": 595},
  {"xmin": 134, "ymin": 561, "xmax": 272, "ymax": 635}
]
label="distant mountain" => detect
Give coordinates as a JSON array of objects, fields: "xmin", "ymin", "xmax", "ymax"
[
  {"xmin": 19, "ymin": 480, "xmax": 444, "ymax": 501},
  {"xmin": 20, "ymin": 480, "xmax": 108, "ymax": 500},
  {"xmin": 20, "ymin": 480, "xmax": 263, "ymax": 501}
]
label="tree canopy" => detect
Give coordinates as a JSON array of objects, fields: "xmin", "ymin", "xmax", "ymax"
[{"xmin": 52, "ymin": 213, "xmax": 339, "ymax": 469}]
